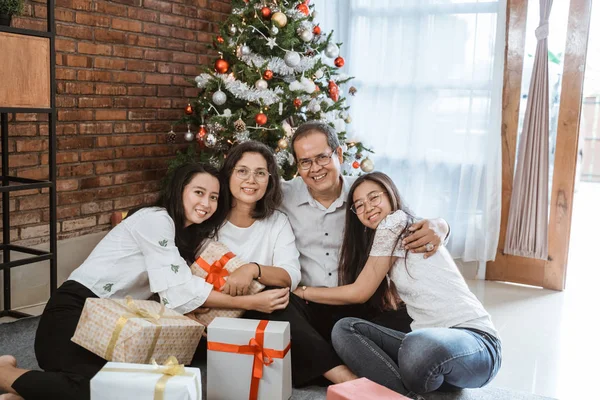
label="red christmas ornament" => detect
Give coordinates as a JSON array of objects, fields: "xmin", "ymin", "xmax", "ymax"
[
  {"xmin": 260, "ymin": 6, "xmax": 272, "ymax": 19},
  {"xmin": 334, "ymin": 56, "xmax": 345, "ymax": 68},
  {"xmin": 263, "ymin": 70, "xmax": 274, "ymax": 80},
  {"xmin": 197, "ymin": 125, "xmax": 207, "ymax": 139},
  {"xmin": 296, "ymin": 3, "xmax": 309, "ymax": 15},
  {"xmin": 293, "ymin": 98, "xmax": 302, "ymax": 108},
  {"xmin": 216, "ymin": 36, "xmax": 224, "ymax": 44},
  {"xmin": 352, "ymin": 161, "xmax": 360, "ymax": 169},
  {"xmin": 313, "ymin": 25, "xmax": 321, "ymax": 35},
  {"xmin": 184, "ymin": 104, "xmax": 193, "ymax": 115},
  {"xmin": 255, "ymin": 113, "xmax": 268, "ymax": 126},
  {"xmin": 214, "ymin": 59, "xmax": 229, "ymax": 74},
  {"xmin": 328, "ymin": 80, "xmax": 339, "ymax": 102}
]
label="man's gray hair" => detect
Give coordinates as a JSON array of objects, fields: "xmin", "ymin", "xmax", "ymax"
[{"xmin": 290, "ymin": 121, "xmax": 341, "ymax": 159}]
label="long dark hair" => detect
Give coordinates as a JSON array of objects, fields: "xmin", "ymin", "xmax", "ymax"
[
  {"xmin": 338, "ymin": 172, "xmax": 416, "ymax": 312},
  {"xmin": 129, "ymin": 163, "xmax": 227, "ymax": 263},
  {"xmin": 220, "ymin": 141, "xmax": 282, "ymax": 220}
]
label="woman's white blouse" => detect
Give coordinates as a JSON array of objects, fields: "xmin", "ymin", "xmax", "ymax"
[{"xmin": 69, "ymin": 207, "xmax": 213, "ymax": 314}]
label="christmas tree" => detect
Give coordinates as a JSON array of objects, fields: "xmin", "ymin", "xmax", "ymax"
[{"xmin": 168, "ymin": 0, "xmax": 374, "ymax": 179}]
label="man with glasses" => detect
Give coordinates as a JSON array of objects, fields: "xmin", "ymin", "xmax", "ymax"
[{"xmin": 272, "ymin": 121, "xmax": 450, "ymax": 387}]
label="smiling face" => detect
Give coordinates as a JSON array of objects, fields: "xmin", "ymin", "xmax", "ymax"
[
  {"xmin": 182, "ymin": 172, "xmax": 220, "ymax": 227},
  {"xmin": 229, "ymin": 151, "xmax": 269, "ymax": 208},
  {"xmin": 352, "ymin": 180, "xmax": 393, "ymax": 230},
  {"xmin": 293, "ymin": 130, "xmax": 344, "ymax": 197}
]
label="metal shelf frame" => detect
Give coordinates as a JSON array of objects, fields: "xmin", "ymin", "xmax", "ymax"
[{"xmin": 0, "ymin": 1, "xmax": 57, "ymax": 319}]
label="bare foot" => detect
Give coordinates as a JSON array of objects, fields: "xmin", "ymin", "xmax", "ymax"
[
  {"xmin": 323, "ymin": 365, "xmax": 358, "ymax": 384},
  {"xmin": 0, "ymin": 356, "xmax": 16, "ymax": 368},
  {"xmin": 0, "ymin": 393, "xmax": 25, "ymax": 400}
]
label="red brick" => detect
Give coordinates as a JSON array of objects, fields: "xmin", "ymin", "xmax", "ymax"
[
  {"xmin": 78, "ymin": 97, "xmax": 112, "ymax": 108},
  {"xmin": 157, "ymin": 109, "xmax": 181, "ymax": 120},
  {"xmin": 172, "ymin": 4, "xmax": 197, "ymax": 17},
  {"xmin": 128, "ymin": 135, "xmax": 157, "ymax": 146},
  {"xmin": 144, "ymin": 98, "xmax": 171, "ymax": 108},
  {"xmin": 64, "ymin": 55, "xmax": 93, "ymax": 67},
  {"xmin": 58, "ymin": 164, "xmax": 94, "ymax": 177},
  {"xmin": 184, "ymin": 42, "xmax": 205, "ymax": 54},
  {"xmin": 114, "ymin": 171, "xmax": 144, "ymax": 185},
  {"xmin": 57, "ymin": 124, "xmax": 78, "ymax": 135},
  {"xmin": 113, "ymin": 122, "xmax": 143, "ymax": 134},
  {"xmin": 209, "ymin": 1, "xmax": 231, "ymax": 13},
  {"xmin": 58, "ymin": 110, "xmax": 94, "ymax": 121},
  {"xmin": 144, "ymin": 49, "xmax": 171, "ymax": 61},
  {"xmin": 9, "ymin": 124, "xmax": 37, "ymax": 136},
  {"xmin": 16, "ymin": 167, "xmax": 48, "ymax": 181},
  {"xmin": 56, "ymin": 23, "xmax": 94, "ymax": 40},
  {"xmin": 144, "ymin": 145, "xmax": 174, "ymax": 157},
  {"xmin": 19, "ymin": 195, "xmax": 49, "ymax": 211},
  {"xmin": 143, "ymin": 23, "xmax": 172, "ymax": 37},
  {"xmin": 145, "ymin": 122, "xmax": 171, "ymax": 133},
  {"xmin": 55, "ymin": 0, "xmax": 94, "ymax": 11},
  {"xmin": 75, "ymin": 13, "xmax": 110, "ymax": 27},
  {"xmin": 126, "ymin": 34, "xmax": 157, "ymax": 48},
  {"xmin": 113, "ymin": 97, "xmax": 144, "ymax": 108},
  {"xmin": 113, "ymin": 46, "xmax": 144, "ymax": 59},
  {"xmin": 115, "ymin": 147, "xmax": 145, "ymax": 158},
  {"xmin": 81, "ymin": 201, "xmax": 113, "ymax": 215},
  {"xmin": 95, "ymin": 186, "xmax": 129, "ymax": 200},
  {"xmin": 21, "ymin": 224, "xmax": 50, "ymax": 240},
  {"xmin": 144, "ymin": 0, "xmax": 172, "ymax": 13},
  {"xmin": 112, "ymin": 18, "xmax": 142, "ymax": 32},
  {"xmin": 78, "ymin": 42, "xmax": 112, "ymax": 55},
  {"xmin": 56, "ymin": 9, "xmax": 75, "ymax": 22},
  {"xmin": 171, "ymin": 28, "xmax": 195, "ymax": 41},
  {"xmin": 145, "ymin": 74, "xmax": 172, "ymax": 85},
  {"xmin": 96, "ymin": 136, "xmax": 128, "ymax": 147},
  {"xmin": 96, "ymin": 1, "xmax": 128, "ymax": 16},
  {"xmin": 114, "ymin": 194, "xmax": 146, "ymax": 210},
  {"xmin": 64, "ymin": 82, "xmax": 95, "ymax": 94},
  {"xmin": 57, "ymin": 152, "xmax": 79, "ymax": 164},
  {"xmin": 58, "ymin": 190, "xmax": 95, "ymax": 205},
  {"xmin": 80, "ymin": 149, "xmax": 115, "ymax": 161},
  {"xmin": 157, "ymin": 38, "xmax": 184, "ymax": 51},
  {"xmin": 172, "ymin": 76, "xmax": 189, "ymax": 86},
  {"xmin": 95, "ymin": 84, "xmax": 127, "ymax": 95},
  {"xmin": 56, "ymin": 38, "xmax": 76, "ymax": 52},
  {"xmin": 127, "ymin": 60, "xmax": 156, "ymax": 72},
  {"xmin": 11, "ymin": 211, "xmax": 43, "ymax": 226},
  {"xmin": 94, "ymin": 28, "xmax": 127, "ymax": 43},
  {"xmin": 62, "ymin": 216, "xmax": 97, "ymax": 232},
  {"xmin": 128, "ymin": 110, "xmax": 156, "ymax": 120},
  {"xmin": 95, "ymin": 161, "xmax": 128, "ymax": 174},
  {"xmin": 55, "ymin": 205, "xmax": 81, "ymax": 219},
  {"xmin": 79, "ymin": 122, "xmax": 113, "ymax": 135},
  {"xmin": 113, "ymin": 71, "xmax": 144, "ymax": 83},
  {"xmin": 16, "ymin": 139, "xmax": 48, "ymax": 152},
  {"xmin": 57, "ymin": 96, "xmax": 77, "ymax": 108},
  {"xmin": 95, "ymin": 110, "xmax": 127, "ymax": 120},
  {"xmin": 14, "ymin": 114, "xmax": 48, "ymax": 122},
  {"xmin": 157, "ymin": 63, "xmax": 184, "ymax": 74},
  {"xmin": 157, "ymin": 86, "xmax": 182, "ymax": 97},
  {"xmin": 110, "ymin": 0, "xmax": 141, "ymax": 6},
  {"xmin": 80, "ymin": 176, "xmax": 113, "ymax": 189},
  {"xmin": 196, "ymin": 32, "xmax": 212, "ymax": 44},
  {"xmin": 55, "ymin": 68, "xmax": 77, "ymax": 80},
  {"xmin": 94, "ymin": 58, "xmax": 127, "ymax": 70},
  {"xmin": 127, "ymin": 86, "xmax": 156, "ymax": 96},
  {"xmin": 9, "ymin": 154, "xmax": 39, "ymax": 167},
  {"xmin": 172, "ymin": 51, "xmax": 196, "ymax": 64},
  {"xmin": 185, "ymin": 20, "xmax": 209, "ymax": 31},
  {"xmin": 57, "ymin": 179, "xmax": 79, "ymax": 191},
  {"xmin": 127, "ymin": 8, "xmax": 158, "ymax": 22},
  {"xmin": 159, "ymin": 14, "xmax": 185, "ymax": 27},
  {"xmin": 58, "ymin": 137, "xmax": 95, "ymax": 150}
]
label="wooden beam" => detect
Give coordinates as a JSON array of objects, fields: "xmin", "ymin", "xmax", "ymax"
[
  {"xmin": 545, "ymin": 0, "xmax": 593, "ymax": 290},
  {"xmin": 486, "ymin": 0, "xmax": 529, "ymax": 282}
]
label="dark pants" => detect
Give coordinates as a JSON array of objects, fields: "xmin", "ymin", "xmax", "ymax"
[
  {"xmin": 243, "ymin": 291, "xmax": 413, "ymax": 387},
  {"xmin": 12, "ymin": 280, "xmax": 106, "ymax": 400}
]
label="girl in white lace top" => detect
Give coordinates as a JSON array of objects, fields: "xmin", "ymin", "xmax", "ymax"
[{"xmin": 295, "ymin": 172, "xmax": 501, "ymax": 396}]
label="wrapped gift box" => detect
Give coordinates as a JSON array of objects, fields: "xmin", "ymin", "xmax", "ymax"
[
  {"xmin": 72, "ymin": 297, "xmax": 204, "ymax": 365},
  {"xmin": 91, "ymin": 360, "xmax": 201, "ymax": 400},
  {"xmin": 207, "ymin": 317, "xmax": 292, "ymax": 400},
  {"xmin": 326, "ymin": 378, "xmax": 412, "ymax": 399},
  {"xmin": 190, "ymin": 240, "xmax": 265, "ymax": 326}
]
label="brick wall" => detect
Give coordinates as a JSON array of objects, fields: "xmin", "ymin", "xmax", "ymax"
[{"xmin": 1, "ymin": 0, "xmax": 230, "ymax": 246}]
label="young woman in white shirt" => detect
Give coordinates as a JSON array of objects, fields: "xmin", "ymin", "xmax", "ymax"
[
  {"xmin": 294, "ymin": 172, "xmax": 502, "ymax": 397},
  {"xmin": 0, "ymin": 163, "xmax": 290, "ymax": 400}
]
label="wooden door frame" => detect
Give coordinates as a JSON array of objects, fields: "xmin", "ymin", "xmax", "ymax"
[{"xmin": 486, "ymin": 0, "xmax": 593, "ymax": 290}]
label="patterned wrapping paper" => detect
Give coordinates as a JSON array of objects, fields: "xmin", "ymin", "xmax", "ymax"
[
  {"xmin": 190, "ymin": 240, "xmax": 265, "ymax": 326},
  {"xmin": 71, "ymin": 298, "xmax": 204, "ymax": 365}
]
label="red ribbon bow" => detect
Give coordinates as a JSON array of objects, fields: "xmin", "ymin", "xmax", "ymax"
[
  {"xmin": 207, "ymin": 320, "xmax": 291, "ymax": 400},
  {"xmin": 195, "ymin": 252, "xmax": 235, "ymax": 290}
]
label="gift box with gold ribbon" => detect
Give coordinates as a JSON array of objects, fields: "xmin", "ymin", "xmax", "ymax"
[
  {"xmin": 207, "ymin": 317, "xmax": 292, "ymax": 400},
  {"xmin": 190, "ymin": 241, "xmax": 265, "ymax": 326},
  {"xmin": 71, "ymin": 297, "xmax": 204, "ymax": 365},
  {"xmin": 91, "ymin": 357, "xmax": 201, "ymax": 400}
]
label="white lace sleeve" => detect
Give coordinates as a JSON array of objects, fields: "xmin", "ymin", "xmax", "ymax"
[{"xmin": 370, "ymin": 211, "xmax": 410, "ymax": 257}]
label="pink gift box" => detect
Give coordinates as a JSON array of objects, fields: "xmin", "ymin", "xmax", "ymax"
[{"xmin": 326, "ymin": 378, "xmax": 412, "ymax": 400}]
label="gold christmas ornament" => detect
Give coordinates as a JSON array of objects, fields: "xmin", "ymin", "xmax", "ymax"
[
  {"xmin": 360, "ymin": 157, "xmax": 375, "ymax": 173},
  {"xmin": 234, "ymin": 118, "xmax": 246, "ymax": 132},
  {"xmin": 278, "ymin": 138, "xmax": 289, "ymax": 149},
  {"xmin": 271, "ymin": 12, "xmax": 288, "ymax": 28}
]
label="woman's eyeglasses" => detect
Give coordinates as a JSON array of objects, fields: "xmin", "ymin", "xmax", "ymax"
[
  {"xmin": 233, "ymin": 167, "xmax": 271, "ymax": 183},
  {"xmin": 351, "ymin": 191, "xmax": 385, "ymax": 214}
]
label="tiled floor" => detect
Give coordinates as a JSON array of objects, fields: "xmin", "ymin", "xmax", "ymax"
[{"xmin": 2, "ymin": 183, "xmax": 598, "ymax": 399}]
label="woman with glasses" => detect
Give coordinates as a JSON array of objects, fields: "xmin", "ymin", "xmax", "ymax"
[
  {"xmin": 212, "ymin": 141, "xmax": 301, "ymax": 305},
  {"xmin": 294, "ymin": 172, "xmax": 501, "ymax": 396}
]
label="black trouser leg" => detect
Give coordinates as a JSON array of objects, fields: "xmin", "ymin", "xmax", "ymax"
[{"xmin": 11, "ymin": 280, "xmax": 105, "ymax": 400}]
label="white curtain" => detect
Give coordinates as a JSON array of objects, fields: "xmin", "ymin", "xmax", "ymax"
[{"xmin": 315, "ymin": 0, "xmax": 506, "ymax": 265}]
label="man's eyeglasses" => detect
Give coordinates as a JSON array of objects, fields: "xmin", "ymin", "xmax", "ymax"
[
  {"xmin": 234, "ymin": 167, "xmax": 271, "ymax": 183},
  {"xmin": 297, "ymin": 152, "xmax": 335, "ymax": 170},
  {"xmin": 351, "ymin": 191, "xmax": 385, "ymax": 215}
]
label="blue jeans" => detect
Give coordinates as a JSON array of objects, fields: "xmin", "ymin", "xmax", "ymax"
[{"xmin": 331, "ymin": 317, "xmax": 502, "ymax": 396}]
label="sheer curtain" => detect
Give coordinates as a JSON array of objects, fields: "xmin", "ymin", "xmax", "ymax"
[{"xmin": 315, "ymin": 0, "xmax": 506, "ymax": 266}]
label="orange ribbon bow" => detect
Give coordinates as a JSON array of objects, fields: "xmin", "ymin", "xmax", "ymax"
[
  {"xmin": 207, "ymin": 320, "xmax": 291, "ymax": 400},
  {"xmin": 195, "ymin": 252, "xmax": 235, "ymax": 290}
]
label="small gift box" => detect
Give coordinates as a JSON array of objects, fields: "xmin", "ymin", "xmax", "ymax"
[
  {"xmin": 91, "ymin": 358, "xmax": 201, "ymax": 400},
  {"xmin": 190, "ymin": 241, "xmax": 265, "ymax": 326},
  {"xmin": 72, "ymin": 297, "xmax": 204, "ymax": 365},
  {"xmin": 326, "ymin": 378, "xmax": 412, "ymax": 400},
  {"xmin": 207, "ymin": 317, "xmax": 292, "ymax": 400}
]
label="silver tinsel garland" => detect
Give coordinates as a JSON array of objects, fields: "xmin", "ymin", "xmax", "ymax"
[
  {"xmin": 195, "ymin": 73, "xmax": 283, "ymax": 105},
  {"xmin": 240, "ymin": 52, "xmax": 317, "ymax": 76},
  {"xmin": 234, "ymin": 130, "xmax": 251, "ymax": 143}
]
